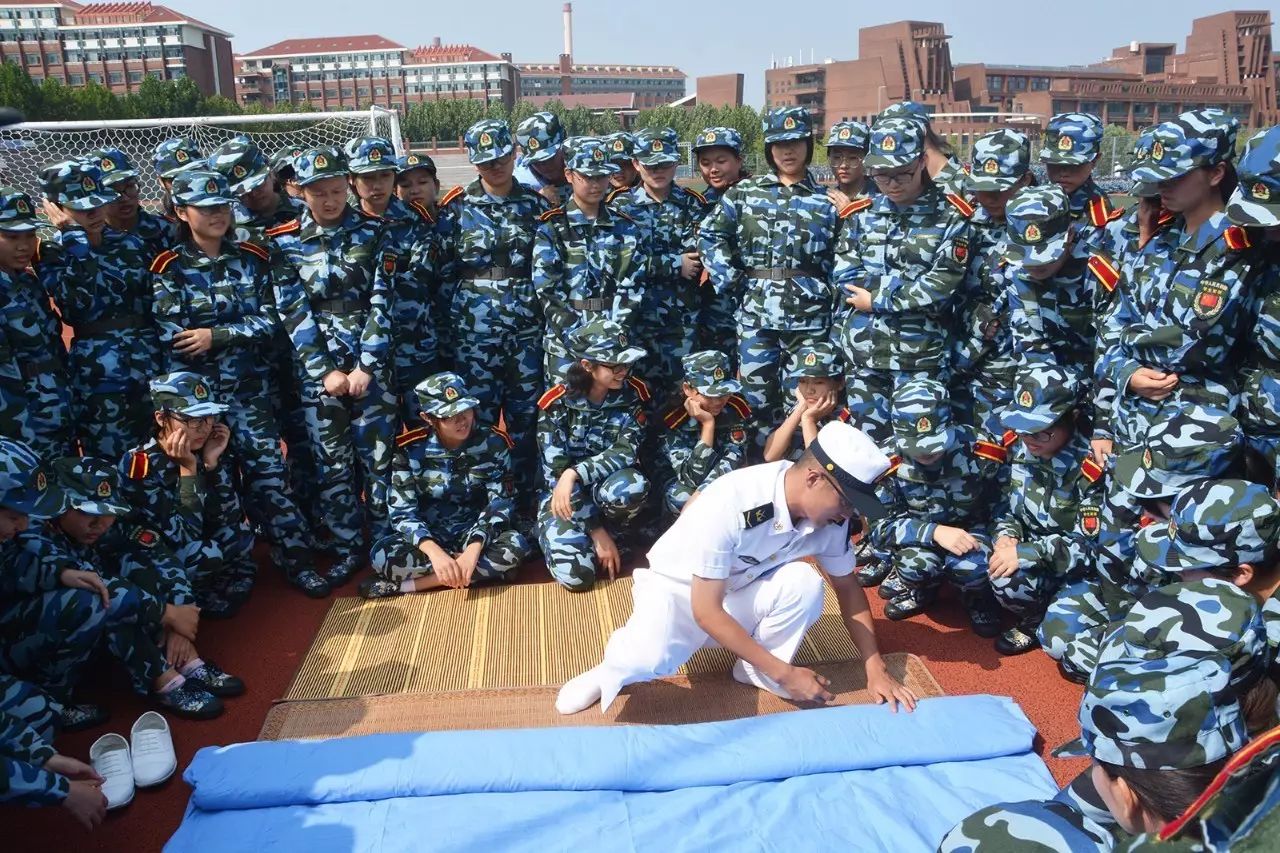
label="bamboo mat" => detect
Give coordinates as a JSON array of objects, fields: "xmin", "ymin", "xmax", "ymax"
[
  {"xmin": 262, "ymin": 654, "xmax": 942, "ymax": 741},
  {"xmin": 282, "ymin": 576, "xmax": 861, "ymax": 701}
]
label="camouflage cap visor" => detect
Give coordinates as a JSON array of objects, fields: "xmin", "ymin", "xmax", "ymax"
[
  {"xmin": 417, "ymin": 392, "xmax": 481, "ymax": 419},
  {"xmin": 57, "ymin": 183, "xmax": 120, "ymax": 211},
  {"xmin": 898, "ymin": 421, "xmax": 952, "ymax": 459},
  {"xmin": 467, "ymin": 137, "xmax": 513, "ymax": 165},
  {"xmin": 1115, "ymin": 446, "xmax": 1190, "ymax": 500},
  {"xmin": 578, "ymin": 339, "xmax": 647, "ymax": 365},
  {"xmin": 0, "ymin": 195, "xmax": 39, "ymax": 232},
  {"xmin": 568, "ymin": 158, "xmax": 620, "ymax": 178},
  {"xmin": 1225, "ymin": 181, "xmax": 1280, "ymax": 228},
  {"xmin": 687, "ymin": 372, "xmax": 743, "ymax": 397},
  {"xmin": 152, "ymin": 391, "xmax": 228, "ymax": 418},
  {"xmin": 349, "ymin": 155, "xmax": 398, "ymax": 175},
  {"xmin": 634, "ymin": 147, "xmax": 680, "ymax": 167},
  {"xmin": 1000, "ymin": 400, "xmax": 1068, "ymax": 434},
  {"xmin": 864, "ymin": 147, "xmax": 919, "ymax": 171},
  {"xmin": 790, "ymin": 354, "xmax": 841, "ymax": 378},
  {"xmin": 1039, "ymin": 135, "xmax": 1098, "ymax": 166},
  {"xmin": 0, "ymin": 466, "xmax": 72, "ymax": 520},
  {"xmin": 1134, "ymin": 522, "xmax": 1223, "ymax": 575},
  {"xmin": 692, "ymin": 130, "xmax": 742, "ymax": 153},
  {"xmin": 159, "ymin": 159, "xmax": 203, "ymax": 180},
  {"xmin": 228, "ymin": 165, "xmax": 271, "ymax": 196},
  {"xmin": 965, "ymin": 166, "xmax": 1023, "ymax": 192},
  {"xmin": 98, "ymin": 167, "xmax": 139, "ymax": 187},
  {"xmin": 1131, "ymin": 180, "xmax": 1161, "ymax": 199},
  {"xmin": 68, "ymin": 490, "xmax": 131, "ymax": 517},
  {"xmin": 763, "ymin": 126, "xmax": 811, "ymax": 144},
  {"xmin": 1004, "ymin": 218, "xmax": 1070, "ymax": 267}
]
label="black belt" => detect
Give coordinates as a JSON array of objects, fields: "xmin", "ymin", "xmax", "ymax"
[
  {"xmin": 571, "ymin": 297, "xmax": 610, "ymax": 311},
  {"xmin": 463, "ymin": 266, "xmax": 529, "ymax": 281},
  {"xmin": 20, "ymin": 358, "xmax": 62, "ymax": 379},
  {"xmin": 746, "ymin": 267, "xmax": 818, "ymax": 281},
  {"xmin": 74, "ymin": 315, "xmax": 148, "ymax": 336},
  {"xmin": 312, "ymin": 298, "xmax": 369, "ymax": 314}
]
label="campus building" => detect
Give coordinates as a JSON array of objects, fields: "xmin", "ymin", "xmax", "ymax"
[{"xmin": 0, "ymin": 0, "xmax": 234, "ymax": 97}]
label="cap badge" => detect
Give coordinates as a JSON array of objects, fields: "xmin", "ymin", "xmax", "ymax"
[
  {"xmin": 34, "ymin": 470, "xmax": 47, "ymax": 492},
  {"xmin": 101, "ymin": 157, "xmax": 115, "ymax": 170},
  {"xmin": 444, "ymin": 385, "xmax": 459, "ymax": 401},
  {"xmin": 712, "ymin": 366, "xmax": 725, "ymax": 381},
  {"xmin": 651, "ymin": 140, "xmax": 663, "ymax": 152},
  {"xmin": 314, "ymin": 154, "xmax": 329, "ymax": 169},
  {"xmin": 982, "ymin": 159, "xmax": 999, "ymax": 175},
  {"xmin": 175, "ymin": 149, "xmax": 189, "ymax": 163},
  {"xmin": 14, "ymin": 199, "xmax": 29, "ymax": 215},
  {"xmin": 232, "ymin": 164, "xmax": 247, "ymax": 178},
  {"xmin": 81, "ymin": 178, "xmax": 96, "ymax": 192},
  {"xmin": 881, "ymin": 134, "xmax": 897, "ymax": 152},
  {"xmin": 408, "ymin": 156, "xmax": 420, "ymax": 165},
  {"xmin": 593, "ymin": 148, "xmax": 604, "ymax": 161},
  {"xmin": 1018, "ymin": 390, "xmax": 1033, "ymax": 407},
  {"xmin": 618, "ymin": 333, "xmax": 628, "ymax": 346},
  {"xmin": 204, "ymin": 179, "xmax": 218, "ymax": 194},
  {"xmin": 783, "ymin": 116, "xmax": 797, "ymax": 130},
  {"xmin": 803, "ymin": 352, "xmax": 817, "ymax": 366},
  {"xmin": 1252, "ymin": 182, "xmax": 1271, "ymax": 201},
  {"xmin": 838, "ymin": 127, "xmax": 851, "ymax": 140},
  {"xmin": 1142, "ymin": 447, "xmax": 1154, "ymax": 469},
  {"xmin": 613, "ymin": 140, "xmax": 625, "ymax": 152},
  {"xmin": 1151, "ymin": 141, "xmax": 1165, "ymax": 161},
  {"xmin": 527, "ymin": 137, "xmax": 540, "ymax": 150},
  {"xmin": 1023, "ymin": 223, "xmax": 1042, "ymax": 243},
  {"xmin": 97, "ymin": 480, "xmax": 112, "ymax": 498},
  {"xmin": 370, "ymin": 148, "xmax": 382, "ymax": 161},
  {"xmin": 1057, "ymin": 134, "xmax": 1073, "ymax": 152},
  {"xmin": 479, "ymin": 132, "xmax": 493, "ymax": 147},
  {"xmin": 916, "ymin": 416, "xmax": 931, "ymax": 434},
  {"xmin": 703, "ymin": 131, "xmax": 716, "ymax": 143},
  {"xmin": 193, "ymin": 383, "xmax": 208, "ymax": 401}
]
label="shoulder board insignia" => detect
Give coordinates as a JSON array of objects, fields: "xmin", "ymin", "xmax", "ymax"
[
  {"xmin": 664, "ymin": 406, "xmax": 690, "ymax": 430},
  {"xmin": 238, "ymin": 240, "xmax": 270, "ymax": 262},
  {"xmin": 606, "ymin": 186, "xmax": 628, "ymax": 203},
  {"xmin": 148, "ymin": 249, "xmax": 179, "ymax": 275},
  {"xmin": 726, "ymin": 394, "xmax": 752, "ymax": 420},
  {"xmin": 408, "ymin": 200, "xmax": 436, "ymax": 224},
  {"xmin": 1087, "ymin": 195, "xmax": 1113, "ymax": 228},
  {"xmin": 439, "ymin": 186, "xmax": 465, "ymax": 207},
  {"xmin": 1081, "ymin": 455, "xmax": 1104, "ymax": 483},
  {"xmin": 973, "ymin": 439, "xmax": 1008, "ymax": 464},
  {"xmin": 127, "ymin": 450, "xmax": 150, "ymax": 480},
  {"xmin": 491, "ymin": 425, "xmax": 515, "ymax": 449},
  {"xmin": 684, "ymin": 187, "xmax": 707, "ymax": 205},
  {"xmin": 838, "ymin": 196, "xmax": 874, "ymax": 219},
  {"xmin": 537, "ymin": 384, "xmax": 568, "ymax": 410},
  {"xmin": 1002, "ymin": 429, "xmax": 1018, "ymax": 448},
  {"xmin": 1224, "ymin": 225, "xmax": 1252, "ymax": 251},
  {"xmin": 837, "ymin": 408, "xmax": 852, "ymax": 423},
  {"xmin": 265, "ymin": 219, "xmax": 301, "ymax": 237},
  {"xmin": 742, "ymin": 502, "xmax": 774, "ymax": 529},
  {"xmin": 1158, "ymin": 725, "xmax": 1280, "ymax": 843},
  {"xmin": 945, "ymin": 193, "xmax": 976, "ymax": 218},
  {"xmin": 539, "ymin": 207, "xmax": 565, "ymax": 222},
  {"xmin": 396, "ymin": 426, "xmax": 429, "ymax": 448},
  {"xmin": 626, "ymin": 375, "xmax": 651, "ymax": 402},
  {"xmin": 1087, "ymin": 254, "xmax": 1121, "ymax": 293},
  {"xmin": 612, "ymin": 206, "xmax": 636, "ymax": 224},
  {"xmin": 1156, "ymin": 209, "xmax": 1176, "ymax": 228},
  {"xmin": 880, "ymin": 454, "xmax": 902, "ymax": 480}
]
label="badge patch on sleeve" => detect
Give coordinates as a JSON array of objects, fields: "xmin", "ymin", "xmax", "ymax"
[
  {"xmin": 953, "ymin": 239, "xmax": 968, "ymax": 263},
  {"xmin": 1193, "ymin": 280, "xmax": 1227, "ymax": 320},
  {"xmin": 1079, "ymin": 505, "xmax": 1100, "ymax": 537}
]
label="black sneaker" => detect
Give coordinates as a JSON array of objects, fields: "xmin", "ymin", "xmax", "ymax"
[
  {"xmin": 290, "ymin": 570, "xmax": 331, "ymax": 599},
  {"xmin": 183, "ymin": 661, "xmax": 245, "ymax": 697},
  {"xmin": 58, "ymin": 703, "xmax": 109, "ymax": 732},
  {"xmin": 877, "ymin": 572, "xmax": 908, "ymax": 601},
  {"xmin": 358, "ymin": 577, "xmax": 404, "ymax": 600},
  {"xmin": 1057, "ymin": 659, "xmax": 1089, "ymax": 685},
  {"xmin": 854, "ymin": 559, "xmax": 891, "ymax": 588},
  {"xmin": 325, "ymin": 556, "xmax": 362, "ymax": 587},
  {"xmin": 153, "ymin": 682, "xmax": 223, "ymax": 720},
  {"xmin": 961, "ymin": 588, "xmax": 1003, "ymax": 639},
  {"xmin": 995, "ymin": 627, "xmax": 1040, "ymax": 656},
  {"xmin": 883, "ymin": 588, "xmax": 932, "ymax": 620},
  {"xmin": 196, "ymin": 589, "xmax": 238, "ymax": 620}
]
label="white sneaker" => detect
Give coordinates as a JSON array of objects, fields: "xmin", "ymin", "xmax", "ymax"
[
  {"xmin": 130, "ymin": 711, "xmax": 177, "ymax": 787},
  {"xmin": 555, "ymin": 667, "xmax": 603, "ymax": 715},
  {"xmin": 89, "ymin": 733, "xmax": 135, "ymax": 810}
]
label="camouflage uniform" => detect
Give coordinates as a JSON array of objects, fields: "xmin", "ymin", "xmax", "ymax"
[
  {"xmin": 1039, "ymin": 113, "xmax": 1126, "ymax": 257},
  {"xmin": 91, "ymin": 147, "xmax": 178, "ymax": 255},
  {"xmin": 656, "ymin": 350, "xmax": 753, "ymax": 515},
  {"xmin": 33, "ymin": 160, "xmax": 160, "ymax": 459},
  {"xmin": 152, "ymin": 137, "xmax": 203, "ymax": 183},
  {"xmin": 873, "ymin": 379, "xmax": 1004, "ymax": 634},
  {"xmin": 268, "ymin": 146, "xmax": 398, "ymax": 577},
  {"xmin": 532, "ymin": 136, "xmax": 646, "ymax": 383},
  {"xmin": 536, "ymin": 320, "xmax": 651, "ymax": 590},
  {"xmin": 602, "ymin": 132, "xmax": 639, "ymax": 198},
  {"xmin": 700, "ymin": 108, "xmax": 838, "ymax": 450},
  {"xmin": 366, "ymin": 373, "xmax": 531, "ymax": 596},
  {"xmin": 939, "ymin": 798, "xmax": 1115, "ymax": 852},
  {"xmin": 825, "ymin": 120, "xmax": 878, "ymax": 200},
  {"xmin": 514, "ymin": 111, "xmax": 572, "ymax": 207},
  {"xmin": 766, "ymin": 342, "xmax": 853, "ymax": 462},
  {"xmin": 206, "ymin": 135, "xmax": 304, "ymax": 242},
  {"xmin": 876, "ymin": 101, "xmax": 970, "ymax": 197},
  {"xmin": 149, "ymin": 170, "xmax": 317, "ymax": 592},
  {"xmin": 691, "ymin": 126, "xmax": 746, "ymax": 359},
  {"xmin": 0, "ymin": 188, "xmax": 75, "ymax": 459},
  {"xmin": 436, "ymin": 120, "xmax": 548, "ymax": 510},
  {"xmin": 0, "ymin": 673, "xmax": 64, "ymax": 805},
  {"xmin": 614, "ymin": 127, "xmax": 707, "ymax": 395},
  {"xmin": 833, "ymin": 117, "xmax": 973, "ymax": 446}
]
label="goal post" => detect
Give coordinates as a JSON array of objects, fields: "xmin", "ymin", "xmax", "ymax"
[{"xmin": 0, "ymin": 106, "xmax": 404, "ymax": 206}]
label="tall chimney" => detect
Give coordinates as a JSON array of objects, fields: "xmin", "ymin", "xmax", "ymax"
[
  {"xmin": 563, "ymin": 3, "xmax": 573, "ymax": 59},
  {"xmin": 432, "ymin": 36, "xmax": 441, "ymax": 48}
]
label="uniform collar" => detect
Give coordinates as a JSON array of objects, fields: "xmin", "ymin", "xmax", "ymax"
[
  {"xmin": 178, "ymin": 237, "xmax": 240, "ymax": 264},
  {"xmin": 565, "ymin": 196, "xmax": 614, "ymax": 227},
  {"xmin": 299, "ymin": 204, "xmax": 362, "ymax": 239},
  {"xmin": 1066, "ymin": 179, "xmax": 1100, "ymax": 215},
  {"xmin": 758, "ymin": 170, "xmax": 821, "ymax": 193},
  {"xmin": 772, "ymin": 461, "xmax": 817, "ymax": 537},
  {"xmin": 365, "ymin": 196, "xmax": 413, "ymax": 223},
  {"xmin": 465, "ymin": 177, "xmax": 538, "ymax": 205},
  {"xmin": 1175, "ymin": 209, "xmax": 1231, "ymax": 255},
  {"xmin": 873, "ymin": 182, "xmax": 941, "ymax": 216}
]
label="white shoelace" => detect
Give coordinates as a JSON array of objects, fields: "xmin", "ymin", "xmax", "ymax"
[
  {"xmin": 95, "ymin": 749, "xmax": 131, "ymax": 779},
  {"xmin": 133, "ymin": 732, "xmax": 170, "ymax": 757}
]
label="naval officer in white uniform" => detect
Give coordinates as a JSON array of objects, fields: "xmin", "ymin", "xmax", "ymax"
[{"xmin": 556, "ymin": 421, "xmax": 918, "ymax": 714}]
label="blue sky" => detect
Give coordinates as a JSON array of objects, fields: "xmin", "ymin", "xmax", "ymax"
[{"xmin": 190, "ymin": 0, "xmax": 1280, "ymax": 106}]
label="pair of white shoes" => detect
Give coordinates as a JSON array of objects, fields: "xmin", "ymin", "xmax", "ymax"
[{"xmin": 88, "ymin": 711, "xmax": 178, "ymax": 810}]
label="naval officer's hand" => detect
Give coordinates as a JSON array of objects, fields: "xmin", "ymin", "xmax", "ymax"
[{"xmin": 779, "ymin": 665, "xmax": 834, "ymax": 704}]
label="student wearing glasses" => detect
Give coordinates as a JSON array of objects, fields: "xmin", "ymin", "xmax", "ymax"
[
  {"xmin": 824, "ymin": 120, "xmax": 876, "ymax": 213},
  {"xmin": 90, "ymin": 147, "xmax": 179, "ymax": 256},
  {"xmin": 832, "ymin": 117, "xmax": 975, "ymax": 447}
]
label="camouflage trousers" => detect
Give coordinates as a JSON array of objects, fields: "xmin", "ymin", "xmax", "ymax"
[
  {"xmin": 301, "ymin": 376, "xmax": 397, "ymax": 563},
  {"xmin": 68, "ymin": 335, "xmax": 158, "ymax": 460},
  {"xmin": 990, "ymin": 568, "xmax": 1068, "ymax": 626},
  {"xmin": 964, "ymin": 360, "xmax": 1016, "ymax": 448},
  {"xmin": 0, "ymin": 373, "xmax": 76, "ymax": 460},
  {"xmin": 883, "ymin": 532, "xmax": 991, "ymax": 593},
  {"xmin": 738, "ymin": 326, "xmax": 826, "ymax": 453},
  {"xmin": 845, "ymin": 366, "xmax": 941, "ymax": 448},
  {"xmin": 106, "ymin": 535, "xmax": 198, "ymax": 607},
  {"xmin": 538, "ymin": 468, "xmax": 650, "ymax": 591},
  {"xmin": 663, "ymin": 478, "xmax": 698, "ymax": 516},
  {"xmin": 0, "ymin": 673, "xmax": 57, "ymax": 746},
  {"xmin": 274, "ymin": 340, "xmax": 321, "ymax": 543},
  {"xmin": 639, "ymin": 278, "xmax": 700, "ymax": 397},
  {"xmin": 1039, "ymin": 578, "xmax": 1111, "ymax": 681},
  {"xmin": 697, "ymin": 281, "xmax": 738, "ymax": 368},
  {"xmin": 0, "ymin": 578, "xmax": 168, "ymax": 702},
  {"xmin": 370, "ymin": 523, "xmax": 531, "ymax": 585}
]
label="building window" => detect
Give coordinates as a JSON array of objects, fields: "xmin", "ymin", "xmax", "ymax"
[
  {"xmin": 108, "ymin": 71, "xmax": 123, "ymax": 84},
  {"xmin": 1144, "ymin": 55, "xmax": 1166, "ymax": 75},
  {"xmin": 340, "ymin": 87, "xmax": 353, "ymax": 97},
  {"xmin": 24, "ymin": 53, "xmax": 40, "ymax": 65},
  {"xmin": 1079, "ymin": 101, "xmax": 1102, "ymax": 116},
  {"xmin": 375, "ymin": 86, "xmax": 385, "ymax": 95},
  {"xmin": 1030, "ymin": 77, "xmax": 1049, "ymax": 91},
  {"xmin": 128, "ymin": 71, "xmax": 142, "ymax": 82},
  {"xmin": 324, "ymin": 88, "xmax": 337, "ymax": 98},
  {"xmin": 45, "ymin": 52, "xmax": 60, "ymax": 65},
  {"xmin": 68, "ymin": 73, "xmax": 84, "ymax": 84},
  {"xmin": 1009, "ymin": 76, "xmax": 1026, "ymax": 91}
]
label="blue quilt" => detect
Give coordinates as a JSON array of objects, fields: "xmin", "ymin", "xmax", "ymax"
[{"xmin": 166, "ymin": 694, "xmax": 1057, "ymax": 852}]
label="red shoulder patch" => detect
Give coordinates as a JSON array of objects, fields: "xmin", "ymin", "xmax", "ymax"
[
  {"xmin": 439, "ymin": 186, "xmax": 464, "ymax": 207},
  {"xmin": 127, "ymin": 451, "xmax": 150, "ymax": 480},
  {"xmin": 491, "ymin": 425, "xmax": 515, "ymax": 449},
  {"xmin": 1002, "ymin": 429, "xmax": 1018, "ymax": 448},
  {"xmin": 1158, "ymin": 725, "xmax": 1280, "ymax": 842},
  {"xmin": 1224, "ymin": 225, "xmax": 1252, "ymax": 251},
  {"xmin": 238, "ymin": 240, "xmax": 270, "ymax": 262},
  {"xmin": 408, "ymin": 200, "xmax": 436, "ymax": 224},
  {"xmin": 945, "ymin": 193, "xmax": 976, "ymax": 218},
  {"xmin": 1087, "ymin": 254, "xmax": 1121, "ymax": 293},
  {"xmin": 537, "ymin": 384, "xmax": 567, "ymax": 410},
  {"xmin": 837, "ymin": 407, "xmax": 852, "ymax": 423},
  {"xmin": 684, "ymin": 187, "xmax": 707, "ymax": 205},
  {"xmin": 1081, "ymin": 455, "xmax": 1104, "ymax": 483},
  {"xmin": 606, "ymin": 186, "xmax": 629, "ymax": 204},
  {"xmin": 839, "ymin": 195, "xmax": 874, "ymax": 219},
  {"xmin": 148, "ymin": 249, "xmax": 179, "ymax": 275},
  {"xmin": 973, "ymin": 439, "xmax": 1008, "ymax": 464},
  {"xmin": 880, "ymin": 454, "xmax": 902, "ymax": 480},
  {"xmin": 539, "ymin": 207, "xmax": 565, "ymax": 223},
  {"xmin": 626, "ymin": 375, "xmax": 651, "ymax": 403},
  {"xmin": 396, "ymin": 426, "xmax": 429, "ymax": 448},
  {"xmin": 1087, "ymin": 195, "xmax": 1113, "ymax": 228},
  {"xmin": 725, "ymin": 394, "xmax": 752, "ymax": 420},
  {"xmin": 663, "ymin": 406, "xmax": 689, "ymax": 430},
  {"xmin": 265, "ymin": 219, "xmax": 301, "ymax": 237}
]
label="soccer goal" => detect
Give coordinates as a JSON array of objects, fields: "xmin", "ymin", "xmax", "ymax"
[{"xmin": 0, "ymin": 106, "xmax": 403, "ymax": 205}]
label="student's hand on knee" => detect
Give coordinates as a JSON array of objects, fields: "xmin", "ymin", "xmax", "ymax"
[
  {"xmin": 932, "ymin": 525, "xmax": 980, "ymax": 557},
  {"xmin": 552, "ymin": 469, "xmax": 578, "ymax": 521},
  {"xmin": 59, "ymin": 568, "xmax": 110, "ymax": 608},
  {"xmin": 323, "ymin": 370, "xmax": 350, "ymax": 397},
  {"xmin": 779, "ymin": 665, "xmax": 834, "ymax": 704},
  {"xmin": 162, "ymin": 603, "xmax": 200, "ymax": 641},
  {"xmin": 165, "ymin": 631, "xmax": 197, "ymax": 669},
  {"xmin": 589, "ymin": 526, "xmax": 620, "ymax": 579}
]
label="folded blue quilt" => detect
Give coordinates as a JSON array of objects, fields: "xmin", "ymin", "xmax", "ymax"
[{"xmin": 167, "ymin": 694, "xmax": 1058, "ymax": 852}]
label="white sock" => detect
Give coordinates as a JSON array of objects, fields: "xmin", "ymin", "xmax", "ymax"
[
  {"xmin": 179, "ymin": 658, "xmax": 205, "ymax": 676},
  {"xmin": 400, "ymin": 579, "xmax": 417, "ymax": 593},
  {"xmin": 159, "ymin": 674, "xmax": 186, "ymax": 694},
  {"xmin": 555, "ymin": 667, "xmax": 604, "ymax": 715}
]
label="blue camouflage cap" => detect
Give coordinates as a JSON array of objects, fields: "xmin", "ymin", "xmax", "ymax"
[
  {"xmin": 150, "ymin": 371, "xmax": 228, "ymax": 417},
  {"xmin": 682, "ymin": 350, "xmax": 741, "ymax": 397},
  {"xmin": 517, "ymin": 111, "xmax": 565, "ymax": 163},
  {"xmin": 563, "ymin": 137, "xmax": 619, "ymax": 177},
  {"xmin": 294, "ymin": 146, "xmax": 349, "ymax": 187},
  {"xmin": 789, "ymin": 342, "xmax": 842, "ymax": 378},
  {"xmin": 270, "ymin": 144, "xmax": 307, "ymax": 177},
  {"xmin": 601, "ymin": 132, "xmax": 635, "ymax": 163},
  {"xmin": 89, "ymin": 147, "xmax": 139, "ymax": 187},
  {"xmin": 465, "ymin": 119, "xmax": 515, "ymax": 165},
  {"xmin": 396, "ymin": 151, "xmax": 436, "ymax": 175},
  {"xmin": 152, "ymin": 137, "xmax": 204, "ymax": 180},
  {"xmin": 206, "ymin": 135, "xmax": 271, "ymax": 195},
  {"xmin": 0, "ymin": 186, "xmax": 39, "ymax": 233},
  {"xmin": 825, "ymin": 120, "xmax": 869, "ymax": 151},
  {"xmin": 568, "ymin": 318, "xmax": 646, "ymax": 365},
  {"xmin": 40, "ymin": 160, "xmax": 118, "ymax": 210},
  {"xmin": 169, "ymin": 169, "xmax": 235, "ymax": 208},
  {"xmin": 344, "ymin": 136, "xmax": 397, "ymax": 174},
  {"xmin": 1227, "ymin": 126, "xmax": 1280, "ymax": 228},
  {"xmin": 865, "ymin": 117, "xmax": 926, "ymax": 171},
  {"xmin": 0, "ymin": 437, "xmax": 70, "ymax": 519},
  {"xmin": 52, "ymin": 455, "xmax": 129, "ymax": 517},
  {"xmin": 1001, "ymin": 363, "xmax": 1080, "ymax": 434},
  {"xmin": 414, "ymin": 372, "xmax": 480, "ymax": 419},
  {"xmin": 892, "ymin": 378, "xmax": 954, "ymax": 458},
  {"xmin": 877, "ymin": 100, "xmax": 931, "ymax": 127},
  {"xmin": 967, "ymin": 129, "xmax": 1032, "ymax": 192},
  {"xmin": 1004, "ymin": 185, "xmax": 1072, "ymax": 266},
  {"xmin": 938, "ymin": 799, "xmax": 1114, "ymax": 853},
  {"xmin": 1039, "ymin": 112, "xmax": 1104, "ymax": 166},
  {"xmin": 1128, "ymin": 127, "xmax": 1162, "ymax": 198},
  {"xmin": 1135, "ymin": 479, "xmax": 1280, "ymax": 575},
  {"xmin": 1130, "ymin": 109, "xmax": 1238, "ymax": 183},
  {"xmin": 1115, "ymin": 405, "xmax": 1242, "ymax": 500},
  {"xmin": 692, "ymin": 126, "xmax": 743, "ymax": 154},
  {"xmin": 762, "ymin": 106, "xmax": 813, "ymax": 144},
  {"xmin": 634, "ymin": 127, "xmax": 680, "ymax": 166}
]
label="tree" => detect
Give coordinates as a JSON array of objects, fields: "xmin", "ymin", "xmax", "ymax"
[{"xmin": 0, "ymin": 63, "xmax": 42, "ymax": 120}]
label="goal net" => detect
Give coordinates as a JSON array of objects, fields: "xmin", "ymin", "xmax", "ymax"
[{"xmin": 0, "ymin": 106, "xmax": 403, "ymax": 209}]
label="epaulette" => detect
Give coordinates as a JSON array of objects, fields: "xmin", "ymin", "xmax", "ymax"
[
  {"xmin": 1002, "ymin": 429, "xmax": 1018, "ymax": 449},
  {"xmin": 626, "ymin": 375, "xmax": 651, "ymax": 402},
  {"xmin": 663, "ymin": 406, "xmax": 689, "ymax": 430},
  {"xmin": 1158, "ymin": 724, "xmax": 1280, "ymax": 843},
  {"xmin": 838, "ymin": 196, "xmax": 874, "ymax": 219},
  {"xmin": 238, "ymin": 240, "xmax": 269, "ymax": 262},
  {"xmin": 683, "ymin": 186, "xmax": 707, "ymax": 205},
  {"xmin": 612, "ymin": 206, "xmax": 636, "ymax": 224},
  {"xmin": 539, "ymin": 207, "xmax": 565, "ymax": 222},
  {"xmin": 945, "ymin": 193, "xmax": 976, "ymax": 218},
  {"xmin": 880, "ymin": 454, "xmax": 902, "ymax": 480},
  {"xmin": 1081, "ymin": 455, "xmax": 1104, "ymax": 484},
  {"xmin": 265, "ymin": 219, "xmax": 301, "ymax": 237},
  {"xmin": 973, "ymin": 438, "xmax": 1008, "ymax": 464},
  {"xmin": 725, "ymin": 394, "xmax": 751, "ymax": 420},
  {"xmin": 605, "ymin": 186, "xmax": 629, "ymax": 204},
  {"xmin": 742, "ymin": 503, "xmax": 774, "ymax": 529},
  {"xmin": 1224, "ymin": 225, "xmax": 1252, "ymax": 251},
  {"xmin": 407, "ymin": 200, "xmax": 436, "ymax": 225},
  {"xmin": 127, "ymin": 450, "xmax": 150, "ymax": 480},
  {"xmin": 491, "ymin": 424, "xmax": 515, "ymax": 449},
  {"xmin": 537, "ymin": 384, "xmax": 567, "ymax": 410},
  {"xmin": 1157, "ymin": 209, "xmax": 1176, "ymax": 228},
  {"xmin": 396, "ymin": 426, "xmax": 429, "ymax": 448},
  {"xmin": 439, "ymin": 186, "xmax": 465, "ymax": 207},
  {"xmin": 1087, "ymin": 194, "xmax": 1123, "ymax": 227},
  {"xmin": 148, "ymin": 249, "xmax": 179, "ymax": 275},
  {"xmin": 1087, "ymin": 254, "xmax": 1121, "ymax": 293},
  {"xmin": 837, "ymin": 408, "xmax": 852, "ymax": 423}
]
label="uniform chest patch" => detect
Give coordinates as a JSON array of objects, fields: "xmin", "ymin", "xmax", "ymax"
[
  {"xmin": 1193, "ymin": 280, "xmax": 1228, "ymax": 320},
  {"xmin": 1079, "ymin": 505, "xmax": 1100, "ymax": 537},
  {"xmin": 743, "ymin": 503, "xmax": 774, "ymax": 529}
]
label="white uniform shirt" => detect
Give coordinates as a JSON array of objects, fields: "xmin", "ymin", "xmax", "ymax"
[{"xmin": 645, "ymin": 461, "xmax": 855, "ymax": 591}]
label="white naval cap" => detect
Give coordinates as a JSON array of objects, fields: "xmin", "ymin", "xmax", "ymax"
[{"xmin": 810, "ymin": 421, "xmax": 892, "ymax": 520}]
